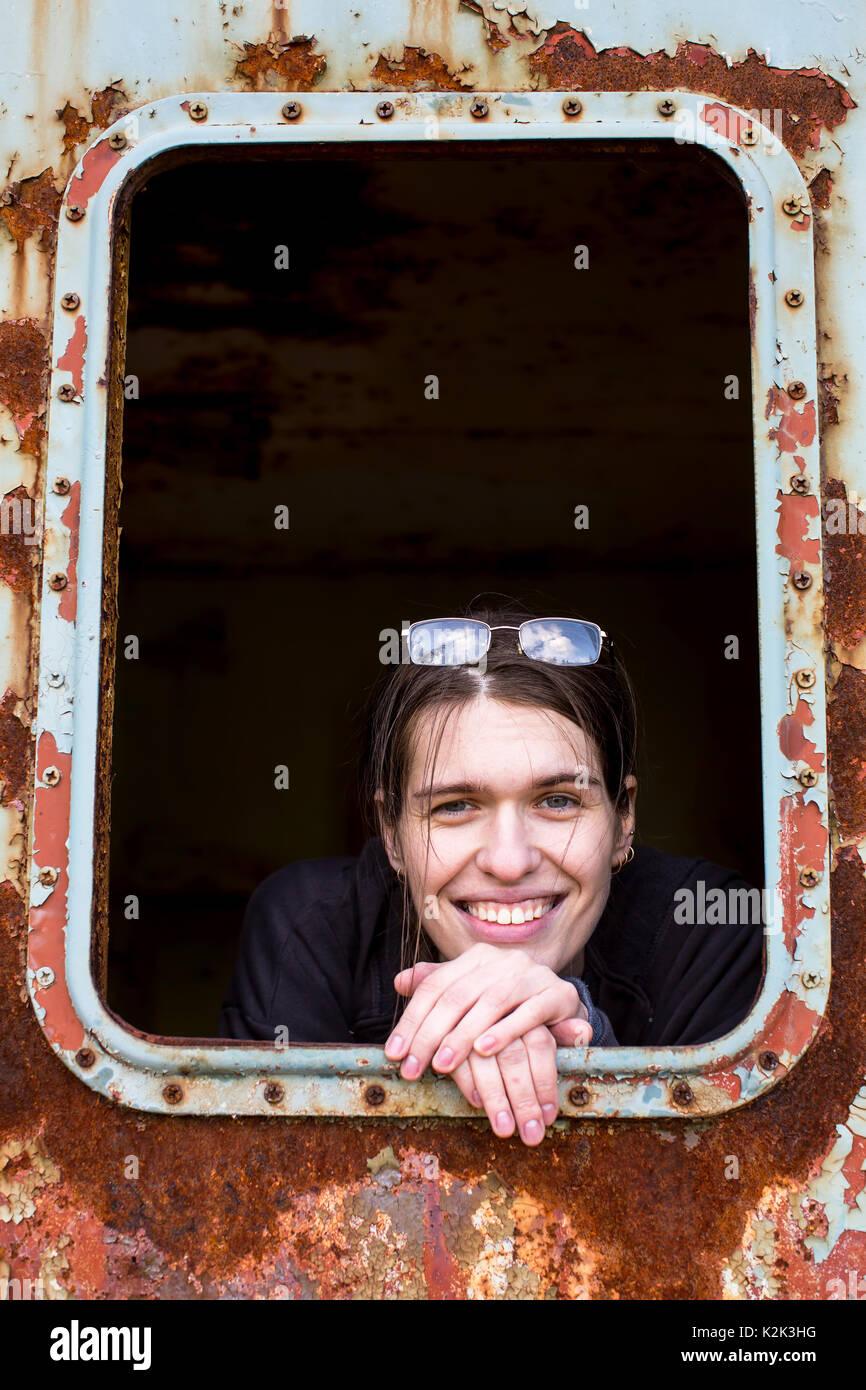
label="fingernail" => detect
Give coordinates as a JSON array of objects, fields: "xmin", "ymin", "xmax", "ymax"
[
  {"xmin": 476, "ymin": 1033, "xmax": 497, "ymax": 1053},
  {"xmin": 385, "ymin": 1033, "xmax": 403, "ymax": 1056},
  {"xmin": 471, "ymin": 1090, "xmax": 482, "ymax": 1107},
  {"xmin": 494, "ymin": 1109, "xmax": 512, "ymax": 1134},
  {"xmin": 433, "ymin": 1046, "xmax": 454, "ymax": 1070},
  {"xmin": 542, "ymin": 1104, "xmax": 557, "ymax": 1123},
  {"xmin": 401, "ymin": 1054, "xmax": 420, "ymax": 1079},
  {"xmin": 523, "ymin": 1119, "xmax": 543, "ymax": 1143}
]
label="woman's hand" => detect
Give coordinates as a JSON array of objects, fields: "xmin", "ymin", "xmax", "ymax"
[{"xmin": 384, "ymin": 944, "xmax": 593, "ymax": 1145}]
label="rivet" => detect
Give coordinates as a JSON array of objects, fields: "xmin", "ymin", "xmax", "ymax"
[
  {"xmin": 567, "ymin": 1084, "xmax": 590, "ymax": 1107},
  {"xmin": 38, "ymin": 866, "xmax": 58, "ymax": 886},
  {"xmin": 53, "ymin": 476, "xmax": 71, "ymax": 495},
  {"xmin": 672, "ymin": 1080, "xmax": 694, "ymax": 1107},
  {"xmin": 163, "ymin": 1083, "xmax": 184, "ymax": 1105},
  {"xmin": 187, "ymin": 101, "xmax": 208, "ymax": 122},
  {"xmin": 741, "ymin": 126, "xmax": 758, "ymax": 146},
  {"xmin": 65, "ymin": 204, "xmax": 85, "ymax": 222},
  {"xmin": 364, "ymin": 1083, "xmax": 386, "ymax": 1106},
  {"xmin": 787, "ymin": 380, "xmax": 807, "ymax": 400},
  {"xmin": 60, "ymin": 292, "xmax": 80, "ymax": 312},
  {"xmin": 798, "ymin": 766, "xmax": 818, "ymax": 788},
  {"xmin": 57, "ymin": 384, "xmax": 77, "ymax": 402},
  {"xmin": 42, "ymin": 766, "xmax": 61, "ymax": 786},
  {"xmin": 376, "ymin": 101, "xmax": 394, "ymax": 120},
  {"xmin": 785, "ymin": 289, "xmax": 804, "ymax": 308},
  {"xmin": 758, "ymin": 1050, "xmax": 779, "ymax": 1072},
  {"xmin": 107, "ymin": 131, "xmax": 127, "ymax": 150},
  {"xmin": 562, "ymin": 97, "xmax": 583, "ymax": 118},
  {"xmin": 34, "ymin": 966, "xmax": 55, "ymax": 989},
  {"xmin": 782, "ymin": 195, "xmax": 805, "ymax": 217},
  {"xmin": 791, "ymin": 570, "xmax": 812, "ymax": 591},
  {"xmin": 657, "ymin": 99, "xmax": 677, "ymax": 118},
  {"xmin": 799, "ymin": 866, "xmax": 821, "ymax": 888},
  {"xmin": 49, "ymin": 573, "xmax": 68, "ymax": 591},
  {"xmin": 46, "ymin": 672, "xmax": 64, "ymax": 687},
  {"xmin": 281, "ymin": 101, "xmax": 302, "ymax": 121},
  {"xmin": 790, "ymin": 474, "xmax": 810, "ymax": 494},
  {"xmin": 801, "ymin": 969, "xmax": 822, "ymax": 989},
  {"xmin": 794, "ymin": 668, "xmax": 816, "ymax": 689},
  {"xmin": 470, "ymin": 98, "xmax": 489, "ymax": 119},
  {"xmin": 75, "ymin": 1047, "xmax": 95, "ymax": 1069},
  {"xmin": 264, "ymin": 1082, "xmax": 285, "ymax": 1104}
]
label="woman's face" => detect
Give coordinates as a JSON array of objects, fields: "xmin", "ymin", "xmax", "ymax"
[{"xmin": 381, "ymin": 695, "xmax": 637, "ymax": 976}]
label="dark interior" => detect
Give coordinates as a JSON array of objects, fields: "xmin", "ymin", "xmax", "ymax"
[{"xmin": 105, "ymin": 138, "xmax": 762, "ymax": 1036}]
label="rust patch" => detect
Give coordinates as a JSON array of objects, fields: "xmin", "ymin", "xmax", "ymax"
[
  {"xmin": 57, "ymin": 85, "xmax": 127, "ymax": 154},
  {"xmin": 819, "ymin": 373, "xmax": 843, "ymax": 431},
  {"xmin": 234, "ymin": 37, "xmax": 327, "ymax": 90},
  {"xmin": 371, "ymin": 47, "xmax": 474, "ymax": 91},
  {"xmin": 809, "ymin": 167, "xmax": 833, "ymax": 209},
  {"xmin": 828, "ymin": 663, "xmax": 866, "ymax": 844},
  {"xmin": 0, "ymin": 687, "xmax": 32, "ymax": 805},
  {"xmin": 0, "ymin": 486, "xmax": 38, "ymax": 597},
  {"xmin": 0, "ymin": 318, "xmax": 48, "ymax": 458},
  {"xmin": 824, "ymin": 478, "xmax": 866, "ymax": 649},
  {"xmin": 528, "ymin": 30, "xmax": 855, "ymax": 158},
  {"xmin": 0, "ymin": 169, "xmax": 61, "ymax": 253}
]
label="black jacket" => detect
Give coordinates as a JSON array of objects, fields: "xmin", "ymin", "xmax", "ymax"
[{"xmin": 217, "ymin": 838, "xmax": 765, "ymax": 1048}]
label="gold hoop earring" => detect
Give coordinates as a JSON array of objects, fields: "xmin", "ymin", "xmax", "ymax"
[{"xmin": 611, "ymin": 845, "xmax": 635, "ymax": 876}]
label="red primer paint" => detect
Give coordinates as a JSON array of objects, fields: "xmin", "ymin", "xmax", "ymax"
[
  {"xmin": 58, "ymin": 482, "xmax": 81, "ymax": 623},
  {"xmin": 700, "ymin": 101, "xmax": 752, "ymax": 141},
  {"xmin": 759, "ymin": 989, "xmax": 821, "ymax": 1058},
  {"xmin": 29, "ymin": 732, "xmax": 83, "ymax": 1052},
  {"xmin": 778, "ymin": 794, "xmax": 826, "ymax": 952},
  {"xmin": 56, "ymin": 316, "xmax": 87, "ymax": 396},
  {"xmin": 778, "ymin": 698, "xmax": 825, "ymax": 773},
  {"xmin": 423, "ymin": 1178, "xmax": 460, "ymax": 1299},
  {"xmin": 68, "ymin": 140, "xmax": 124, "ymax": 210},
  {"xmin": 765, "ymin": 385, "xmax": 817, "ymax": 452},
  {"xmin": 776, "ymin": 491, "xmax": 820, "ymax": 568}
]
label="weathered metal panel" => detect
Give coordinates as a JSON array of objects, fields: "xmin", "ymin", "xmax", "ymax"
[{"xmin": 1, "ymin": 0, "xmax": 865, "ymax": 1302}]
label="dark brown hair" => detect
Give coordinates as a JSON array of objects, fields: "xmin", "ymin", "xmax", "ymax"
[{"xmin": 358, "ymin": 597, "xmax": 639, "ymax": 994}]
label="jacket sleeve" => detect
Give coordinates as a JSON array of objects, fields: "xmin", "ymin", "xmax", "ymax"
[
  {"xmin": 560, "ymin": 975, "xmax": 618, "ymax": 1047},
  {"xmin": 217, "ymin": 864, "xmax": 358, "ymax": 1044}
]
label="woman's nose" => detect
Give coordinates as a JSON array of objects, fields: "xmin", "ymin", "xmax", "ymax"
[{"xmin": 474, "ymin": 812, "xmax": 541, "ymax": 881}]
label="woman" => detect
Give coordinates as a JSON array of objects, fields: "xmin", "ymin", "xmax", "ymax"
[{"xmin": 218, "ymin": 600, "xmax": 764, "ymax": 1147}]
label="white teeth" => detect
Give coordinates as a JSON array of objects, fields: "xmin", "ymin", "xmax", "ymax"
[{"xmin": 461, "ymin": 897, "xmax": 557, "ymax": 925}]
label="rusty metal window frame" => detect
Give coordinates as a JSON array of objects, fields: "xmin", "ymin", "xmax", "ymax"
[{"xmin": 28, "ymin": 90, "xmax": 829, "ymax": 1119}]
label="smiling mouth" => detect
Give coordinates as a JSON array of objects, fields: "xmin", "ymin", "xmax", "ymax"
[{"xmin": 456, "ymin": 895, "xmax": 564, "ymax": 926}]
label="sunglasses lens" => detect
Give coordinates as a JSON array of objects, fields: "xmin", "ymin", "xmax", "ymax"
[
  {"xmin": 519, "ymin": 619, "xmax": 601, "ymax": 665},
  {"xmin": 407, "ymin": 620, "xmax": 489, "ymax": 666}
]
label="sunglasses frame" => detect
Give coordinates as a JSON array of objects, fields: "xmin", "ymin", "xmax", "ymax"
[{"xmin": 402, "ymin": 617, "xmax": 609, "ymax": 667}]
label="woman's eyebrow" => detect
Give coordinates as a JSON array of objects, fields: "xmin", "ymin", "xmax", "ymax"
[{"xmin": 412, "ymin": 770, "xmax": 600, "ymax": 802}]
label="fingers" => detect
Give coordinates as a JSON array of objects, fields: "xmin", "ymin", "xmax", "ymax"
[
  {"xmin": 522, "ymin": 1025, "xmax": 561, "ymax": 1128},
  {"xmin": 549, "ymin": 1016, "xmax": 593, "ymax": 1047},
  {"xmin": 386, "ymin": 955, "xmax": 530, "ymax": 1078},
  {"xmin": 449, "ymin": 1059, "xmax": 483, "ymax": 1110},
  {"xmin": 465, "ymin": 982, "xmax": 581, "ymax": 1061},
  {"xmin": 494, "ymin": 1037, "xmax": 549, "ymax": 1145},
  {"xmin": 392, "ymin": 960, "xmax": 440, "ymax": 998}
]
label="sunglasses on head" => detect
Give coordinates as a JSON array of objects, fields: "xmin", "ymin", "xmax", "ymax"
[{"xmin": 402, "ymin": 618, "xmax": 610, "ymax": 667}]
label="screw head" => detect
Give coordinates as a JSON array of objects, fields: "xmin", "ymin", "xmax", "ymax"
[
  {"xmin": 801, "ymin": 969, "xmax": 822, "ymax": 989},
  {"xmin": 53, "ymin": 476, "xmax": 71, "ymax": 495},
  {"xmin": 785, "ymin": 289, "xmax": 805, "ymax": 308},
  {"xmin": 364, "ymin": 1083, "xmax": 386, "ymax": 1106},
  {"xmin": 188, "ymin": 101, "xmax": 208, "ymax": 122},
  {"xmin": 38, "ymin": 866, "xmax": 58, "ymax": 886},
  {"xmin": 782, "ymin": 195, "xmax": 806, "ymax": 217},
  {"xmin": 60, "ymin": 292, "xmax": 80, "ymax": 312},
  {"xmin": 107, "ymin": 131, "xmax": 127, "ymax": 150},
  {"xmin": 799, "ymin": 866, "xmax": 821, "ymax": 888},
  {"xmin": 282, "ymin": 101, "xmax": 302, "ymax": 121},
  {"xmin": 376, "ymin": 101, "xmax": 394, "ymax": 120},
  {"xmin": 657, "ymin": 99, "xmax": 677, "ymax": 118},
  {"xmin": 42, "ymin": 765, "xmax": 61, "ymax": 786},
  {"xmin": 48, "ymin": 573, "xmax": 68, "ymax": 591},
  {"xmin": 163, "ymin": 1083, "xmax": 184, "ymax": 1105},
  {"xmin": 562, "ymin": 97, "xmax": 583, "ymax": 117},
  {"xmin": 75, "ymin": 1047, "xmax": 96, "ymax": 1069},
  {"xmin": 65, "ymin": 204, "xmax": 85, "ymax": 222},
  {"xmin": 787, "ymin": 380, "xmax": 807, "ymax": 400},
  {"xmin": 567, "ymin": 1084, "xmax": 590, "ymax": 1107},
  {"xmin": 46, "ymin": 671, "xmax": 64, "ymax": 687},
  {"xmin": 790, "ymin": 474, "xmax": 810, "ymax": 494},
  {"xmin": 758, "ymin": 1050, "xmax": 779, "ymax": 1072},
  {"xmin": 263, "ymin": 1082, "xmax": 285, "ymax": 1104},
  {"xmin": 34, "ymin": 966, "xmax": 55, "ymax": 989},
  {"xmin": 470, "ymin": 98, "xmax": 489, "ymax": 119},
  {"xmin": 741, "ymin": 126, "xmax": 758, "ymax": 146},
  {"xmin": 791, "ymin": 570, "xmax": 812, "ymax": 591},
  {"xmin": 794, "ymin": 668, "xmax": 816, "ymax": 689},
  {"xmin": 57, "ymin": 384, "xmax": 77, "ymax": 402},
  {"xmin": 798, "ymin": 766, "xmax": 818, "ymax": 787},
  {"xmin": 672, "ymin": 1080, "xmax": 694, "ymax": 1107}
]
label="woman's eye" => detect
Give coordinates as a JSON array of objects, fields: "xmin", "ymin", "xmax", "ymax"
[
  {"xmin": 538, "ymin": 794, "xmax": 582, "ymax": 812},
  {"xmin": 433, "ymin": 800, "xmax": 474, "ymax": 817}
]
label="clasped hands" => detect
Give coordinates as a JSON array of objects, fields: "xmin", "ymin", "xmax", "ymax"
[{"xmin": 384, "ymin": 943, "xmax": 592, "ymax": 1147}]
